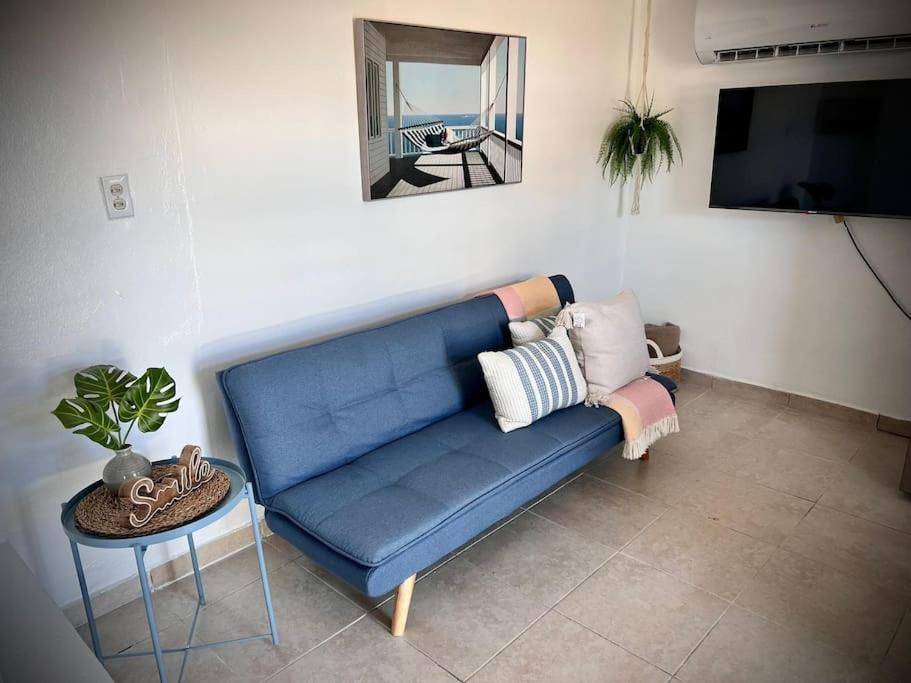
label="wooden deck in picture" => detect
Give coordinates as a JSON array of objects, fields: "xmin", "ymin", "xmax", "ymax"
[{"xmin": 371, "ymin": 151, "xmax": 500, "ymax": 199}]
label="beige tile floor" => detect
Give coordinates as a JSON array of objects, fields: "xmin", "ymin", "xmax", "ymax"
[{"xmin": 83, "ymin": 379, "xmax": 911, "ymax": 682}]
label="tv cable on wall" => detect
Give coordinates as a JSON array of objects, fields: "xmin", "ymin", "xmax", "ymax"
[{"xmin": 839, "ymin": 217, "xmax": 911, "ymax": 322}]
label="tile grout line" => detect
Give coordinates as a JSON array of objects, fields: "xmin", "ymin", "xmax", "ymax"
[
  {"xmin": 466, "ymin": 508, "xmax": 673, "ymax": 680},
  {"xmin": 613, "ymin": 549, "xmax": 743, "ymax": 605},
  {"xmin": 384, "ymin": 628, "xmax": 465, "ymax": 681},
  {"xmin": 556, "ymin": 609, "xmax": 677, "ymax": 676},
  {"xmin": 776, "ymin": 533, "xmax": 911, "ymax": 608},
  {"xmin": 881, "ymin": 608, "xmax": 907, "ymax": 666},
  {"xmin": 581, "ymin": 467, "xmax": 808, "ymax": 551},
  {"xmin": 725, "ymin": 511, "xmax": 906, "ymax": 673},
  {"xmin": 523, "ymin": 466, "xmax": 818, "ymax": 679},
  {"xmin": 104, "ymin": 547, "xmax": 298, "ymax": 657},
  {"xmin": 414, "ymin": 508, "xmax": 531, "ymax": 584},
  {"xmin": 147, "ymin": 546, "xmax": 341, "ymax": 681},
  {"xmin": 727, "ymin": 600, "xmax": 890, "ymax": 672},
  {"xmin": 670, "ymin": 583, "xmax": 750, "ymax": 678},
  {"xmin": 284, "ymin": 499, "xmax": 572, "ymax": 682},
  {"xmin": 580, "ymin": 418, "xmax": 903, "ymax": 548},
  {"xmin": 151, "ymin": 526, "xmax": 273, "ymax": 592},
  {"xmin": 277, "ymin": 478, "xmax": 894, "ymax": 678},
  {"xmin": 465, "ymin": 544, "xmax": 626, "ymax": 680},
  {"xmin": 462, "ymin": 607, "xmax": 552, "ymax": 681},
  {"xmin": 242, "ymin": 482, "xmax": 665, "ymax": 681},
  {"xmin": 544, "ymin": 506, "xmax": 671, "ymax": 607},
  {"xmin": 461, "ymin": 505, "xmax": 631, "ymax": 680},
  {"xmin": 584, "ymin": 505, "xmax": 757, "ymax": 677},
  {"xmin": 810, "ymin": 500, "xmax": 911, "ymax": 538},
  {"xmin": 544, "ymin": 508, "xmax": 703, "ymax": 677},
  {"xmin": 410, "ymin": 471, "xmax": 585, "ymax": 589},
  {"xmin": 518, "ymin": 471, "xmax": 587, "ymax": 512},
  {"xmin": 268, "ymin": 478, "xmax": 904, "ymax": 679},
  {"xmin": 260, "ymin": 612, "xmax": 371, "ymax": 682},
  {"xmin": 294, "ymin": 558, "xmax": 394, "ymax": 611}
]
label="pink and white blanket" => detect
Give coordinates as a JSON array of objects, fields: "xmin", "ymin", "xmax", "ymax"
[{"xmin": 595, "ymin": 376, "xmax": 679, "ymax": 460}]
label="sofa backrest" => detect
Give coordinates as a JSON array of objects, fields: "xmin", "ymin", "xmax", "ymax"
[
  {"xmin": 219, "ymin": 295, "xmax": 509, "ymax": 501},
  {"xmin": 219, "ymin": 275, "xmax": 575, "ymax": 503}
]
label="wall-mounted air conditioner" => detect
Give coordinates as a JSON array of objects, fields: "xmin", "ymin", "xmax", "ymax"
[{"xmin": 695, "ymin": 0, "xmax": 911, "ymax": 65}]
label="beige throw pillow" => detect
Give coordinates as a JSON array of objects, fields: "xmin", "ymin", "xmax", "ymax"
[{"xmin": 557, "ymin": 290, "xmax": 650, "ymax": 402}]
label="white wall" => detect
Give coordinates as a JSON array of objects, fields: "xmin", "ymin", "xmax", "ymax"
[
  {"xmin": 623, "ymin": 0, "xmax": 911, "ymax": 419},
  {"xmin": 0, "ymin": 0, "xmax": 634, "ymax": 607}
]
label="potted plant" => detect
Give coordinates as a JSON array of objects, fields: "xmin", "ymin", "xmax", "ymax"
[
  {"xmin": 52, "ymin": 365, "xmax": 180, "ymax": 491},
  {"xmin": 597, "ymin": 95, "xmax": 682, "ymax": 213}
]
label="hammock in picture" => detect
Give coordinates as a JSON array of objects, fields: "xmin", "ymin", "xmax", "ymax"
[
  {"xmin": 393, "ymin": 70, "xmax": 506, "ymax": 155},
  {"xmin": 399, "ymin": 121, "xmax": 493, "ymax": 154}
]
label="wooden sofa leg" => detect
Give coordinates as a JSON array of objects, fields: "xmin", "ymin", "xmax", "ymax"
[
  {"xmin": 391, "ymin": 574, "xmax": 416, "ymax": 636},
  {"xmin": 640, "ymin": 448, "xmax": 650, "ymax": 461}
]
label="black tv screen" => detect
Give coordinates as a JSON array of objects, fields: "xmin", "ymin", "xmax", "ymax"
[{"xmin": 709, "ymin": 79, "xmax": 911, "ymax": 219}]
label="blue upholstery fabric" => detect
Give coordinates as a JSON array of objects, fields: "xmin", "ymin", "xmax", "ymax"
[
  {"xmin": 266, "ymin": 412, "xmax": 615, "ymax": 598},
  {"xmin": 216, "ymin": 274, "xmax": 677, "ymax": 599},
  {"xmin": 548, "ymin": 274, "xmax": 574, "ymax": 308},
  {"xmin": 269, "ymin": 400, "xmax": 621, "ymax": 567},
  {"xmin": 219, "ymin": 295, "xmax": 509, "ymax": 501},
  {"xmin": 647, "ymin": 372, "xmax": 678, "ymax": 404}
]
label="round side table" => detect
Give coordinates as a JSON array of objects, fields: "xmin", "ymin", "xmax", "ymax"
[{"xmin": 60, "ymin": 457, "xmax": 279, "ymax": 683}]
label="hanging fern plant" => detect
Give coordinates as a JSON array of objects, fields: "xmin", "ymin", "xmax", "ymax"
[{"xmin": 597, "ymin": 95, "xmax": 682, "ymax": 212}]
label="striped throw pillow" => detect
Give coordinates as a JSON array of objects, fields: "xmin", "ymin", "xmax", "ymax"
[
  {"xmin": 479, "ymin": 326, "xmax": 587, "ymax": 433},
  {"xmin": 508, "ymin": 315, "xmax": 557, "ymax": 346}
]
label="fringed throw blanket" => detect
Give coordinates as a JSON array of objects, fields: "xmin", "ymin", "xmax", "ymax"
[
  {"xmin": 591, "ymin": 376, "xmax": 679, "ymax": 460},
  {"xmin": 483, "ymin": 276, "xmax": 563, "ymax": 321}
]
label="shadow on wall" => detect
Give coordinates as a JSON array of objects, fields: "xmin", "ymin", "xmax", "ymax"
[
  {"xmin": 191, "ymin": 273, "xmax": 536, "ymax": 470},
  {"xmin": 0, "ymin": 341, "xmax": 130, "ymax": 581}
]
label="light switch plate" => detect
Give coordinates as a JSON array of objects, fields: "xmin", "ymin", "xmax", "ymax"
[{"xmin": 100, "ymin": 174, "xmax": 134, "ymax": 219}]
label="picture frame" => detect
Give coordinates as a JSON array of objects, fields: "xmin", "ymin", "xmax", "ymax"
[{"xmin": 353, "ymin": 19, "xmax": 527, "ymax": 201}]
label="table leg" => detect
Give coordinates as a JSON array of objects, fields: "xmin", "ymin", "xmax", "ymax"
[
  {"xmin": 70, "ymin": 541, "xmax": 103, "ymax": 661},
  {"xmin": 187, "ymin": 533, "xmax": 206, "ymax": 606},
  {"xmin": 246, "ymin": 483, "xmax": 279, "ymax": 645},
  {"xmin": 134, "ymin": 544, "xmax": 168, "ymax": 683}
]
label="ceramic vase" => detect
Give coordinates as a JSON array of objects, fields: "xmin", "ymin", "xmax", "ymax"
[{"xmin": 102, "ymin": 445, "xmax": 152, "ymax": 492}]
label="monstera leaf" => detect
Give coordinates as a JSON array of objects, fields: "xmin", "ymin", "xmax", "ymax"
[
  {"xmin": 52, "ymin": 397, "xmax": 121, "ymax": 449},
  {"xmin": 119, "ymin": 367, "xmax": 180, "ymax": 433},
  {"xmin": 74, "ymin": 365, "xmax": 136, "ymax": 410}
]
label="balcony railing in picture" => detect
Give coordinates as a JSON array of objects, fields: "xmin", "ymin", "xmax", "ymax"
[{"xmin": 387, "ymin": 126, "xmax": 483, "ymax": 156}]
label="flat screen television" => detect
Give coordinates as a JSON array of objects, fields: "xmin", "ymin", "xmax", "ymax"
[{"xmin": 709, "ymin": 78, "xmax": 911, "ymax": 219}]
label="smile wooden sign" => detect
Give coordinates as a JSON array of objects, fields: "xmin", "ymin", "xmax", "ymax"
[{"xmin": 118, "ymin": 445, "xmax": 217, "ymax": 529}]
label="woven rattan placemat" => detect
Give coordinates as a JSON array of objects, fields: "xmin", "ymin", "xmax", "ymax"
[{"xmin": 75, "ymin": 465, "xmax": 231, "ymax": 538}]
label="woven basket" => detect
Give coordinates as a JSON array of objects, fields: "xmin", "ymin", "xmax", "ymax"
[
  {"xmin": 646, "ymin": 339, "xmax": 682, "ymax": 384},
  {"xmin": 74, "ymin": 464, "xmax": 230, "ymax": 538}
]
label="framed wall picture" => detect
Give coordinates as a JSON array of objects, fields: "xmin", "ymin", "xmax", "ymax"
[{"xmin": 354, "ymin": 19, "xmax": 526, "ymax": 201}]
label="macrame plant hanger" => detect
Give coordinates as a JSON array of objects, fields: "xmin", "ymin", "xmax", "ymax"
[{"xmin": 631, "ymin": 0, "xmax": 653, "ymax": 215}]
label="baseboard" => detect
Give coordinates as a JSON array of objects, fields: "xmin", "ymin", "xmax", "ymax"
[
  {"xmin": 64, "ymin": 519, "xmax": 272, "ymax": 629},
  {"xmin": 680, "ymin": 366, "xmax": 900, "ymax": 432},
  {"xmin": 877, "ymin": 414, "xmax": 911, "ymax": 439}
]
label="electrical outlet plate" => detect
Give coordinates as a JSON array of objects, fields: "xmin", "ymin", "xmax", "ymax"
[{"xmin": 100, "ymin": 174, "xmax": 134, "ymax": 219}]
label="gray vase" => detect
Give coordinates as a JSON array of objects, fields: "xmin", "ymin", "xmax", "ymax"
[{"xmin": 102, "ymin": 445, "xmax": 152, "ymax": 492}]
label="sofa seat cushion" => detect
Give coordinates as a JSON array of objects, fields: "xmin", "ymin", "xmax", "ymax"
[{"xmin": 269, "ymin": 400, "xmax": 621, "ymax": 567}]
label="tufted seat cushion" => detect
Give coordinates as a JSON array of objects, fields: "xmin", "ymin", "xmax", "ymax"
[{"xmin": 269, "ymin": 399, "xmax": 622, "ymax": 567}]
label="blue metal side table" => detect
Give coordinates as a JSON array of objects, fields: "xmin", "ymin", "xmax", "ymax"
[{"xmin": 61, "ymin": 457, "xmax": 279, "ymax": 683}]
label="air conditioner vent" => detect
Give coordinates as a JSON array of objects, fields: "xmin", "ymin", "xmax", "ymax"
[{"xmin": 713, "ymin": 33, "xmax": 911, "ymax": 63}]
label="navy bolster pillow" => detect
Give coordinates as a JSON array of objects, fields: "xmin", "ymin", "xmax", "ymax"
[{"xmin": 425, "ymin": 132, "xmax": 444, "ymax": 147}]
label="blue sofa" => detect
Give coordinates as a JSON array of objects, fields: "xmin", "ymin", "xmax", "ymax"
[{"xmin": 218, "ymin": 275, "xmax": 675, "ymax": 634}]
